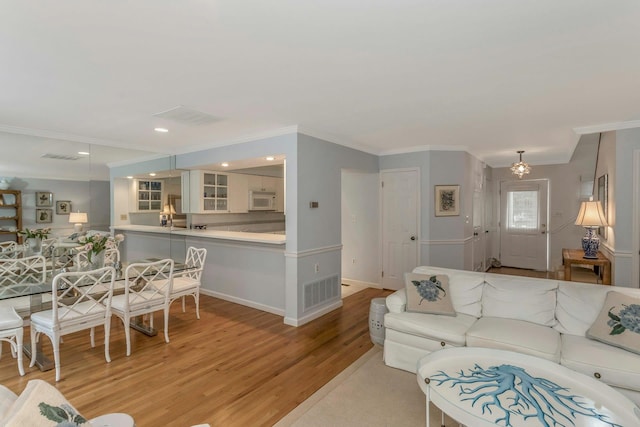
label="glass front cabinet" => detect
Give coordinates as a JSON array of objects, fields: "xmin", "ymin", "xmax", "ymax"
[
  {"xmin": 188, "ymin": 171, "xmax": 230, "ymax": 213},
  {"xmin": 136, "ymin": 179, "xmax": 163, "ymax": 211}
]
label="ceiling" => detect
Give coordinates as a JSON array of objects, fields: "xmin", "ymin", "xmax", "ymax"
[{"xmin": 1, "ymin": 1, "xmax": 640, "ymax": 171}]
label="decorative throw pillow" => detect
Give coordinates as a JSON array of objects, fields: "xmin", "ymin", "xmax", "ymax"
[
  {"xmin": 3, "ymin": 379, "xmax": 89, "ymax": 427},
  {"xmin": 586, "ymin": 291, "xmax": 640, "ymax": 355},
  {"xmin": 404, "ymin": 273, "xmax": 456, "ymax": 316}
]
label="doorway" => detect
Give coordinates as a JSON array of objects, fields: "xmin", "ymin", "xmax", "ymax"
[
  {"xmin": 380, "ymin": 168, "xmax": 420, "ymax": 290},
  {"xmin": 499, "ymin": 179, "xmax": 549, "ymax": 271}
]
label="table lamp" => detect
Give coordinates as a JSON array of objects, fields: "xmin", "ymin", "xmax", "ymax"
[
  {"xmin": 574, "ymin": 200, "xmax": 607, "ymax": 259},
  {"xmin": 69, "ymin": 212, "xmax": 88, "ymax": 233},
  {"xmin": 161, "ymin": 204, "xmax": 176, "ymax": 227}
]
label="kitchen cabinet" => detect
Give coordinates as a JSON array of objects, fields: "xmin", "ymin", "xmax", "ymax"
[
  {"xmin": 228, "ymin": 173, "xmax": 248, "ymax": 213},
  {"xmin": 188, "ymin": 170, "xmax": 229, "ymax": 213},
  {"xmin": 0, "ymin": 190, "xmax": 22, "ymax": 243},
  {"xmin": 136, "ymin": 179, "xmax": 163, "ymax": 211}
]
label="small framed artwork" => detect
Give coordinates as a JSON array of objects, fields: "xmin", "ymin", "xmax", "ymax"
[
  {"xmin": 56, "ymin": 200, "xmax": 72, "ymax": 214},
  {"xmin": 36, "ymin": 208, "xmax": 53, "ymax": 223},
  {"xmin": 36, "ymin": 191, "xmax": 53, "ymax": 207},
  {"xmin": 597, "ymin": 174, "xmax": 608, "ymax": 238},
  {"xmin": 434, "ymin": 185, "xmax": 460, "ymax": 217}
]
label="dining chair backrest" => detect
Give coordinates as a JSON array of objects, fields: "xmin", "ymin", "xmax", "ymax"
[
  {"xmin": 50, "ymin": 267, "xmax": 116, "ymax": 330},
  {"xmin": 104, "ymin": 248, "xmax": 120, "ymax": 266},
  {"xmin": 183, "ymin": 247, "xmax": 207, "ymax": 281},
  {"xmin": 124, "ymin": 259, "xmax": 174, "ymax": 311},
  {"xmin": 75, "ymin": 248, "xmax": 120, "ymax": 271},
  {"xmin": 0, "ymin": 255, "xmax": 47, "ymax": 286},
  {"xmin": 41, "ymin": 238, "xmax": 57, "ymax": 257},
  {"xmin": 0, "ymin": 241, "xmax": 18, "ymax": 259}
]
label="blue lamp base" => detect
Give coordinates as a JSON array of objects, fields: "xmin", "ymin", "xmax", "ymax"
[{"xmin": 581, "ymin": 227, "xmax": 600, "ymax": 259}]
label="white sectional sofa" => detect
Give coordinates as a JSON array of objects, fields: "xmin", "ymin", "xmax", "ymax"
[{"xmin": 384, "ymin": 266, "xmax": 640, "ymax": 405}]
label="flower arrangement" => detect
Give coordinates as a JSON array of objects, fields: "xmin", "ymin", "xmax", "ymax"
[
  {"xmin": 78, "ymin": 233, "xmax": 124, "ymax": 261},
  {"xmin": 18, "ymin": 227, "xmax": 51, "ymax": 239}
]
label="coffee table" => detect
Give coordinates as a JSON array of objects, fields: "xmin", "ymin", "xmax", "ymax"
[{"xmin": 417, "ymin": 347, "xmax": 640, "ymax": 427}]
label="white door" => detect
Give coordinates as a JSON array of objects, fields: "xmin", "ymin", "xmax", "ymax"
[
  {"xmin": 472, "ymin": 189, "xmax": 484, "ymax": 272},
  {"xmin": 500, "ymin": 180, "xmax": 548, "ymax": 271},
  {"xmin": 381, "ymin": 169, "xmax": 419, "ymax": 290}
]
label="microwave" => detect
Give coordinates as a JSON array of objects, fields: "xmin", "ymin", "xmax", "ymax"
[{"xmin": 249, "ymin": 191, "xmax": 277, "ymax": 211}]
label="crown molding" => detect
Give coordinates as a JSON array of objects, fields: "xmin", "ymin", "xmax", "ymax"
[{"xmin": 573, "ymin": 120, "xmax": 640, "ymax": 135}]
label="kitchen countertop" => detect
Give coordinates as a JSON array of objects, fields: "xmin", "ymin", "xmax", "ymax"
[{"xmin": 112, "ymin": 224, "xmax": 286, "ymax": 245}]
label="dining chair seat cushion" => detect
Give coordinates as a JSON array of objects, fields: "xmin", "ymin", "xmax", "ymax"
[
  {"xmin": 172, "ymin": 276, "xmax": 198, "ymax": 291},
  {"xmin": 31, "ymin": 302, "xmax": 107, "ymax": 328},
  {"xmin": 0, "ymin": 307, "xmax": 23, "ymax": 329},
  {"xmin": 2, "ymin": 379, "xmax": 89, "ymax": 426},
  {"xmin": 111, "ymin": 292, "xmax": 165, "ymax": 311}
]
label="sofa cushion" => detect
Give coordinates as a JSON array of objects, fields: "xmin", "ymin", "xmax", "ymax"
[
  {"xmin": 384, "ymin": 311, "xmax": 477, "ymax": 346},
  {"xmin": 3, "ymin": 379, "xmax": 89, "ymax": 427},
  {"xmin": 404, "ymin": 273, "xmax": 455, "ymax": 316},
  {"xmin": 0, "ymin": 385, "xmax": 18, "ymax": 420},
  {"xmin": 466, "ymin": 317, "xmax": 561, "ymax": 362},
  {"xmin": 483, "ymin": 273, "xmax": 557, "ymax": 326},
  {"xmin": 586, "ymin": 291, "xmax": 640, "ymax": 355},
  {"xmin": 561, "ymin": 334, "xmax": 640, "ymax": 392},
  {"xmin": 413, "ymin": 266, "xmax": 484, "ymax": 317},
  {"xmin": 555, "ymin": 281, "xmax": 610, "ymax": 336}
]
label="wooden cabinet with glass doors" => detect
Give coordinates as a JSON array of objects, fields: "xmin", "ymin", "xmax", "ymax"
[{"xmin": 0, "ymin": 190, "xmax": 22, "ymax": 244}]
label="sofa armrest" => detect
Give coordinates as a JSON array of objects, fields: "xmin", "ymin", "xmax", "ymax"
[{"xmin": 386, "ymin": 289, "xmax": 406, "ymax": 313}]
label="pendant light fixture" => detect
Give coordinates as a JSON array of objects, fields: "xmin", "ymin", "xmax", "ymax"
[{"xmin": 510, "ymin": 150, "xmax": 531, "ymax": 179}]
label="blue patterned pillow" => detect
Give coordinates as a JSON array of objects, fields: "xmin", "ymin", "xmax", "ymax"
[
  {"xmin": 404, "ymin": 273, "xmax": 456, "ymax": 316},
  {"xmin": 586, "ymin": 291, "xmax": 640, "ymax": 355}
]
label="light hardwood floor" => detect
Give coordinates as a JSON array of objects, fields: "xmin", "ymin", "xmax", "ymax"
[{"xmin": 0, "ymin": 288, "xmax": 391, "ymax": 427}]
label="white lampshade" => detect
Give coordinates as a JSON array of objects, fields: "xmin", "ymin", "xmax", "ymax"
[
  {"xmin": 69, "ymin": 212, "xmax": 88, "ymax": 232},
  {"xmin": 575, "ymin": 201, "xmax": 607, "ymax": 227}
]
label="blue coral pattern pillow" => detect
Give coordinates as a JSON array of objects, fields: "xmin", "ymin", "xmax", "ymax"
[
  {"xmin": 404, "ymin": 273, "xmax": 456, "ymax": 316},
  {"xmin": 587, "ymin": 291, "xmax": 640, "ymax": 355}
]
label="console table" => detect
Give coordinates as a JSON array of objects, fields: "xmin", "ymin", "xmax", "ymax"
[
  {"xmin": 417, "ymin": 347, "xmax": 640, "ymax": 427},
  {"xmin": 562, "ymin": 248, "xmax": 611, "ymax": 285}
]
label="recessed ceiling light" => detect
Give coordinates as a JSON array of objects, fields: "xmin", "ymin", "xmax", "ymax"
[
  {"xmin": 126, "ymin": 176, "xmax": 133, "ymax": 179},
  {"xmin": 78, "ymin": 151, "xmax": 90, "ymax": 155},
  {"xmin": 266, "ymin": 156, "xmax": 275, "ymax": 161},
  {"xmin": 149, "ymin": 172, "xmax": 156, "ymax": 177},
  {"xmin": 154, "ymin": 128, "xmax": 169, "ymax": 133},
  {"xmin": 221, "ymin": 162, "xmax": 229, "ymax": 167}
]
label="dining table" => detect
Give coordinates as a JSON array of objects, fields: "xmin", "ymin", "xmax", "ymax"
[{"xmin": 0, "ymin": 251, "xmax": 190, "ymax": 371}]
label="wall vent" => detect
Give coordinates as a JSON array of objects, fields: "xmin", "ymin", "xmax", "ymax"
[
  {"xmin": 303, "ymin": 274, "xmax": 340, "ymax": 311},
  {"xmin": 41, "ymin": 153, "xmax": 81, "ymax": 161},
  {"xmin": 152, "ymin": 105, "xmax": 220, "ymax": 126}
]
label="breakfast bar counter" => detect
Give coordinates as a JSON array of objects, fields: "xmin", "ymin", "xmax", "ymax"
[{"xmin": 111, "ymin": 225, "xmax": 286, "ymax": 317}]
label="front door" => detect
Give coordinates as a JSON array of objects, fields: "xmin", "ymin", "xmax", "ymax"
[
  {"xmin": 381, "ymin": 169, "xmax": 419, "ymax": 290},
  {"xmin": 499, "ymin": 180, "xmax": 548, "ymax": 271}
]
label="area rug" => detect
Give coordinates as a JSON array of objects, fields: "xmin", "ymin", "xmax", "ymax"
[{"xmin": 274, "ymin": 346, "xmax": 456, "ymax": 426}]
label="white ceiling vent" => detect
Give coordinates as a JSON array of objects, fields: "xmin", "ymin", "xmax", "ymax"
[
  {"xmin": 41, "ymin": 153, "xmax": 81, "ymax": 161},
  {"xmin": 153, "ymin": 105, "xmax": 220, "ymax": 126}
]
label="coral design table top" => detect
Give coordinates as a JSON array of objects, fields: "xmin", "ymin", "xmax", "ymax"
[{"xmin": 417, "ymin": 347, "xmax": 640, "ymax": 427}]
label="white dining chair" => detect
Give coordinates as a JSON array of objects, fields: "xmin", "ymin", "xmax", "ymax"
[
  {"xmin": 0, "ymin": 306, "xmax": 25, "ymax": 376},
  {"xmin": 29, "ymin": 266, "xmax": 116, "ymax": 381},
  {"xmin": 0, "ymin": 241, "xmax": 18, "ymax": 259},
  {"xmin": 110, "ymin": 259, "xmax": 174, "ymax": 356},
  {"xmin": 169, "ymin": 247, "xmax": 207, "ymax": 319}
]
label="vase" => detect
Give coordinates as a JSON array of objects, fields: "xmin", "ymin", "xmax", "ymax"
[
  {"xmin": 26, "ymin": 237, "xmax": 42, "ymax": 254},
  {"xmin": 88, "ymin": 250, "xmax": 106, "ymax": 270}
]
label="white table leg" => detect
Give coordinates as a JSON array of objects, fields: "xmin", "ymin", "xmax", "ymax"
[{"xmin": 426, "ymin": 386, "xmax": 430, "ymax": 427}]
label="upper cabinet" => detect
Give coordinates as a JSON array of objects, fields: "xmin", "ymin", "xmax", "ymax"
[
  {"xmin": 183, "ymin": 170, "xmax": 285, "ymax": 214},
  {"xmin": 135, "ymin": 179, "xmax": 163, "ymax": 211},
  {"xmin": 188, "ymin": 171, "xmax": 229, "ymax": 213}
]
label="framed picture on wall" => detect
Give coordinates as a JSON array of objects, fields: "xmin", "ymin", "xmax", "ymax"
[
  {"xmin": 36, "ymin": 208, "xmax": 53, "ymax": 223},
  {"xmin": 56, "ymin": 200, "xmax": 72, "ymax": 214},
  {"xmin": 35, "ymin": 191, "xmax": 53, "ymax": 207},
  {"xmin": 597, "ymin": 174, "xmax": 608, "ymax": 239},
  {"xmin": 434, "ymin": 185, "xmax": 460, "ymax": 217}
]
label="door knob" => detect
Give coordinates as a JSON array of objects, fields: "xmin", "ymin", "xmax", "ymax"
[{"xmin": 410, "ymin": 236, "xmax": 416, "ymax": 241}]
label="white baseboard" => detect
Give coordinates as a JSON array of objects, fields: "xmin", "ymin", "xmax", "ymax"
[
  {"xmin": 200, "ymin": 289, "xmax": 285, "ymax": 317},
  {"xmin": 284, "ymin": 300, "xmax": 343, "ymax": 327}
]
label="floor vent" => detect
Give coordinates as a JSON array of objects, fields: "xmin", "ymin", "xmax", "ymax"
[{"xmin": 303, "ymin": 275, "xmax": 340, "ymax": 311}]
